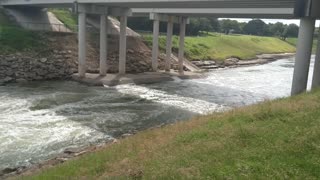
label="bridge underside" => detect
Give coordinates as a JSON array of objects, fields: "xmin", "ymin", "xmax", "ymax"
[
  {"xmin": 0, "ymin": 0, "xmax": 320, "ymax": 96},
  {"xmin": 0, "ymin": 0, "xmax": 296, "ymax": 9}
]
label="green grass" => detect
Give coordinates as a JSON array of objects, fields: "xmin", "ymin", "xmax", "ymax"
[
  {"xmin": 0, "ymin": 8, "xmax": 45, "ymax": 53},
  {"xmin": 286, "ymin": 37, "xmax": 317, "ymax": 53},
  {"xmin": 0, "ymin": 8, "xmax": 14, "ymax": 26},
  {"xmin": 143, "ymin": 34, "xmax": 296, "ymax": 61},
  {"xmin": 21, "ymin": 89, "xmax": 320, "ymax": 179},
  {"xmin": 49, "ymin": 9, "xmax": 77, "ymax": 32}
]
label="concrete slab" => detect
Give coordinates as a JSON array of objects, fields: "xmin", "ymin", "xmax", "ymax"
[{"xmin": 72, "ymin": 71, "xmax": 205, "ymax": 86}]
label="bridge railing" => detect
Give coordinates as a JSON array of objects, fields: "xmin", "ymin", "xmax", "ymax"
[{"xmin": 0, "ymin": 22, "xmax": 101, "ymax": 34}]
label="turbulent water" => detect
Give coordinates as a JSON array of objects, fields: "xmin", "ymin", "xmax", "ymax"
[{"xmin": 0, "ymin": 56, "xmax": 315, "ymax": 170}]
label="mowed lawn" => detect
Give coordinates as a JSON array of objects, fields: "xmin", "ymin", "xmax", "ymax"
[
  {"xmin": 286, "ymin": 37, "xmax": 317, "ymax": 53},
  {"xmin": 20, "ymin": 89, "xmax": 320, "ymax": 179},
  {"xmin": 143, "ymin": 34, "xmax": 296, "ymax": 61}
]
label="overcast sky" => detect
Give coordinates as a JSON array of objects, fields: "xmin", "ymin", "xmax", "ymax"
[{"xmin": 224, "ymin": 18, "xmax": 320, "ymax": 27}]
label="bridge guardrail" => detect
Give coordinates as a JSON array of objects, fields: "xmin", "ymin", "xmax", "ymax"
[{"xmin": 0, "ymin": 22, "xmax": 124, "ymax": 35}]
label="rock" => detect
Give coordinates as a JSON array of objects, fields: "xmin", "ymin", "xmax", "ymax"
[
  {"xmin": 127, "ymin": 49, "xmax": 134, "ymax": 54},
  {"xmin": 40, "ymin": 58, "xmax": 48, "ymax": 63},
  {"xmin": 16, "ymin": 78, "xmax": 28, "ymax": 83},
  {"xmin": 1, "ymin": 167, "xmax": 18, "ymax": 175},
  {"xmin": 139, "ymin": 61, "xmax": 147, "ymax": 66},
  {"xmin": 225, "ymin": 58, "xmax": 239, "ymax": 66},
  {"xmin": 3, "ymin": 77, "xmax": 13, "ymax": 83}
]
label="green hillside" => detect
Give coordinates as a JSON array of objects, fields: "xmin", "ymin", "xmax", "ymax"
[{"xmin": 143, "ymin": 33, "xmax": 296, "ymax": 61}]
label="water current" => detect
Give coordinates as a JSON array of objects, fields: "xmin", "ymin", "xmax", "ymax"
[{"xmin": 0, "ymin": 56, "xmax": 315, "ymax": 170}]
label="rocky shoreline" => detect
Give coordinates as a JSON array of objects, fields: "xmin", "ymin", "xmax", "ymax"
[
  {"xmin": 192, "ymin": 53, "xmax": 295, "ymax": 70},
  {"xmin": 0, "ymin": 51, "xmax": 295, "ymax": 86}
]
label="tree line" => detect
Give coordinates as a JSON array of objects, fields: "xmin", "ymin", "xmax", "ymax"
[{"xmin": 127, "ymin": 17, "xmax": 301, "ymax": 39}]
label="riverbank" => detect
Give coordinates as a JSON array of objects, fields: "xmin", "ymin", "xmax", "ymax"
[
  {"xmin": 143, "ymin": 33, "xmax": 296, "ymax": 61},
  {"xmin": 8, "ymin": 87, "xmax": 320, "ymax": 179},
  {"xmin": 192, "ymin": 53, "xmax": 295, "ymax": 70}
]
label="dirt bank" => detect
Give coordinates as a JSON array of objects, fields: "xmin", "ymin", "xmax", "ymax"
[{"xmin": 192, "ymin": 53, "xmax": 295, "ymax": 70}]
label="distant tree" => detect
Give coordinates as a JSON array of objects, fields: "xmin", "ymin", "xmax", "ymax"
[
  {"xmin": 127, "ymin": 17, "xmax": 152, "ymax": 31},
  {"xmin": 243, "ymin": 19, "xmax": 266, "ymax": 36},
  {"xmin": 269, "ymin": 22, "xmax": 286, "ymax": 37},
  {"xmin": 207, "ymin": 17, "xmax": 220, "ymax": 32},
  {"xmin": 220, "ymin": 19, "xmax": 240, "ymax": 34},
  {"xmin": 198, "ymin": 18, "xmax": 213, "ymax": 33},
  {"xmin": 238, "ymin": 22, "xmax": 247, "ymax": 34},
  {"xmin": 283, "ymin": 24, "xmax": 299, "ymax": 38},
  {"xmin": 186, "ymin": 18, "xmax": 201, "ymax": 35}
]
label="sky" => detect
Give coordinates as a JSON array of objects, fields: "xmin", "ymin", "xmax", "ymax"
[{"xmin": 224, "ymin": 18, "xmax": 320, "ymax": 27}]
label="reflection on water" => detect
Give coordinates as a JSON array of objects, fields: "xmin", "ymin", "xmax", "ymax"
[{"xmin": 0, "ymin": 56, "xmax": 315, "ymax": 170}]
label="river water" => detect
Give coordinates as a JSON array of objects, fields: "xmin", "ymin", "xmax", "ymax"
[{"xmin": 0, "ymin": 56, "xmax": 315, "ymax": 170}]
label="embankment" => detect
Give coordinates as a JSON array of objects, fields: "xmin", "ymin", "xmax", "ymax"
[
  {"xmin": 12, "ymin": 89, "xmax": 320, "ymax": 179},
  {"xmin": 0, "ymin": 7, "xmax": 163, "ymax": 84},
  {"xmin": 143, "ymin": 33, "xmax": 296, "ymax": 62}
]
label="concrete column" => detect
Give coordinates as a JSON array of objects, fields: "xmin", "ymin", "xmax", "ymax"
[
  {"xmin": 311, "ymin": 27, "xmax": 320, "ymax": 89},
  {"xmin": 178, "ymin": 17, "xmax": 187, "ymax": 74},
  {"xmin": 152, "ymin": 20, "xmax": 160, "ymax": 72},
  {"xmin": 78, "ymin": 12, "xmax": 87, "ymax": 78},
  {"xmin": 291, "ymin": 18, "xmax": 315, "ymax": 95},
  {"xmin": 100, "ymin": 14, "xmax": 108, "ymax": 76},
  {"xmin": 165, "ymin": 16, "xmax": 174, "ymax": 72},
  {"xmin": 119, "ymin": 16, "xmax": 127, "ymax": 75}
]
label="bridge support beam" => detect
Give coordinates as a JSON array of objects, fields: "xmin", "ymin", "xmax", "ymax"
[
  {"xmin": 78, "ymin": 11, "xmax": 87, "ymax": 78},
  {"xmin": 152, "ymin": 19, "xmax": 160, "ymax": 72},
  {"xmin": 100, "ymin": 14, "xmax": 108, "ymax": 76},
  {"xmin": 119, "ymin": 16, "xmax": 127, "ymax": 75},
  {"xmin": 165, "ymin": 16, "xmax": 174, "ymax": 72},
  {"xmin": 311, "ymin": 26, "xmax": 320, "ymax": 89},
  {"xmin": 291, "ymin": 18, "xmax": 315, "ymax": 95},
  {"xmin": 178, "ymin": 17, "xmax": 187, "ymax": 74}
]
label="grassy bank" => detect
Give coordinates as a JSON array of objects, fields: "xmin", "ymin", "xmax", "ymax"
[
  {"xmin": 21, "ymin": 89, "xmax": 320, "ymax": 179},
  {"xmin": 0, "ymin": 8, "xmax": 45, "ymax": 53},
  {"xmin": 286, "ymin": 37, "xmax": 317, "ymax": 53},
  {"xmin": 49, "ymin": 9, "xmax": 77, "ymax": 32},
  {"xmin": 143, "ymin": 33, "xmax": 296, "ymax": 61}
]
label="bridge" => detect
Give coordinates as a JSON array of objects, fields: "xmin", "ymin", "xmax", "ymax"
[{"xmin": 0, "ymin": 0, "xmax": 320, "ymax": 95}]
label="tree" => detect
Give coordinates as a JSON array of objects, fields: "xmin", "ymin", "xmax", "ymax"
[
  {"xmin": 243, "ymin": 19, "xmax": 266, "ymax": 36},
  {"xmin": 220, "ymin": 19, "xmax": 240, "ymax": 34},
  {"xmin": 269, "ymin": 22, "xmax": 286, "ymax": 37},
  {"xmin": 238, "ymin": 22, "xmax": 247, "ymax": 34},
  {"xmin": 186, "ymin": 18, "xmax": 201, "ymax": 35},
  {"xmin": 207, "ymin": 17, "xmax": 220, "ymax": 32},
  {"xmin": 127, "ymin": 17, "xmax": 152, "ymax": 31},
  {"xmin": 283, "ymin": 24, "xmax": 299, "ymax": 38},
  {"xmin": 198, "ymin": 18, "xmax": 213, "ymax": 33}
]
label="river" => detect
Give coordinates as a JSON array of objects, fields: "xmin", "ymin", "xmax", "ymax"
[{"xmin": 0, "ymin": 55, "xmax": 315, "ymax": 171}]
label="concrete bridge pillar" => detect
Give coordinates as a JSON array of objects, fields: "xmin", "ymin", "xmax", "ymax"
[
  {"xmin": 165, "ymin": 16, "xmax": 174, "ymax": 72},
  {"xmin": 178, "ymin": 17, "xmax": 187, "ymax": 74},
  {"xmin": 119, "ymin": 15, "xmax": 127, "ymax": 75},
  {"xmin": 311, "ymin": 26, "xmax": 320, "ymax": 89},
  {"xmin": 100, "ymin": 13, "xmax": 108, "ymax": 76},
  {"xmin": 152, "ymin": 19, "xmax": 160, "ymax": 72},
  {"xmin": 291, "ymin": 18, "xmax": 315, "ymax": 95},
  {"xmin": 78, "ymin": 11, "xmax": 87, "ymax": 78}
]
